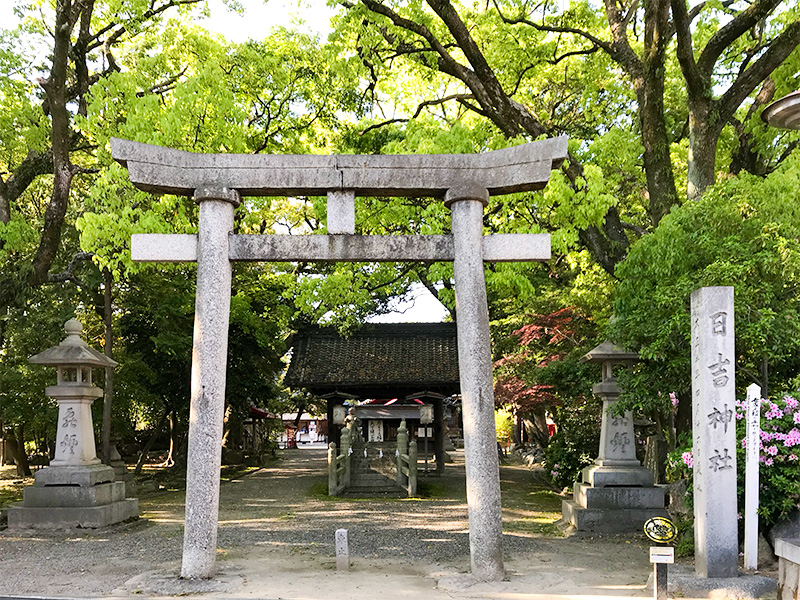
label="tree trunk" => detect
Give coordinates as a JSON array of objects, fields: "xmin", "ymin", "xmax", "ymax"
[
  {"xmin": 101, "ymin": 267, "xmax": 114, "ymax": 465},
  {"xmin": 134, "ymin": 408, "xmax": 171, "ymax": 475},
  {"xmin": 524, "ymin": 407, "xmax": 551, "ymax": 448},
  {"xmin": 512, "ymin": 415, "xmax": 522, "ymax": 447},
  {"xmin": 687, "ymin": 98, "xmax": 718, "ymax": 199},
  {"xmin": 6, "ymin": 425, "xmax": 32, "ymax": 476},
  {"xmin": 637, "ymin": 67, "xmax": 679, "ymax": 226},
  {"xmin": 161, "ymin": 411, "xmax": 177, "ymax": 468},
  {"xmin": 29, "ymin": 0, "xmax": 76, "ymax": 287}
]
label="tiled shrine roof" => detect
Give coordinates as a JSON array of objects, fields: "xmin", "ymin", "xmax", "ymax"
[{"xmin": 284, "ymin": 323, "xmax": 460, "ymax": 397}]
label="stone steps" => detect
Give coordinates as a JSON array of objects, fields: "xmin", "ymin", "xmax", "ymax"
[{"xmin": 342, "ymin": 469, "xmax": 407, "ymax": 498}]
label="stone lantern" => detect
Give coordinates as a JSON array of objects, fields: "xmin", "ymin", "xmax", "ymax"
[
  {"xmin": 560, "ymin": 340, "xmax": 667, "ymax": 532},
  {"xmin": 7, "ymin": 319, "xmax": 138, "ymax": 529}
]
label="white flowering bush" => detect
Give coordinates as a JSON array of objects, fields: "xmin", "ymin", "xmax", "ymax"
[{"xmin": 666, "ymin": 392, "xmax": 800, "ymax": 528}]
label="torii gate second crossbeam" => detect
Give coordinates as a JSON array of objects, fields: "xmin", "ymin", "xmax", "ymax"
[{"xmin": 111, "ymin": 137, "xmax": 568, "ymax": 582}]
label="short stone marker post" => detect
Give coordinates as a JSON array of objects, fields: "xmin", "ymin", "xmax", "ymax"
[
  {"xmin": 691, "ymin": 286, "xmax": 738, "ymax": 578},
  {"xmin": 744, "ymin": 383, "xmax": 761, "ymax": 570},
  {"xmin": 328, "ymin": 442, "xmax": 338, "ymax": 494},
  {"xmin": 335, "ymin": 528, "xmax": 350, "ymax": 571}
]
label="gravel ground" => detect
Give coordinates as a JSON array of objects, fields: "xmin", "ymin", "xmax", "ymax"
[{"xmin": 0, "ymin": 447, "xmax": 661, "ymax": 598}]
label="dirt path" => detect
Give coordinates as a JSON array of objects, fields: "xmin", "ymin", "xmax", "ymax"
[{"xmin": 0, "ymin": 448, "xmax": 662, "ymax": 599}]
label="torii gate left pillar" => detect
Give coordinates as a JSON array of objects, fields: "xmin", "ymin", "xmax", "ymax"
[{"xmin": 111, "ymin": 137, "xmax": 567, "ymax": 581}]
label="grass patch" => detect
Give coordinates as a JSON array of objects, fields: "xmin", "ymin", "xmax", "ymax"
[
  {"xmin": 503, "ymin": 513, "xmax": 564, "ymax": 537},
  {"xmin": 0, "ymin": 474, "xmax": 32, "ymax": 508},
  {"xmin": 415, "ymin": 480, "xmax": 455, "ymax": 499}
]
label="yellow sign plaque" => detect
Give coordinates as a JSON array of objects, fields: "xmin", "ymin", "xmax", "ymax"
[{"xmin": 644, "ymin": 517, "xmax": 678, "ymax": 544}]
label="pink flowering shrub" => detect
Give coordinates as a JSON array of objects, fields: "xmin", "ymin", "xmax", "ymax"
[{"xmin": 667, "ymin": 392, "xmax": 800, "ymax": 527}]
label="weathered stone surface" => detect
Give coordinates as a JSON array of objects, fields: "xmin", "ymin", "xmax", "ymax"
[
  {"xmin": 646, "ymin": 565, "xmax": 777, "ymax": 599},
  {"xmin": 448, "ymin": 188, "xmax": 504, "ymax": 582},
  {"xmin": 770, "ymin": 511, "xmax": 800, "ymax": 546},
  {"xmin": 779, "ymin": 560, "xmax": 800, "ymax": 600},
  {"xmin": 111, "ymin": 137, "xmax": 568, "ymax": 198},
  {"xmin": 181, "ymin": 193, "xmax": 237, "ymax": 580},
  {"xmin": 110, "ymin": 444, "xmax": 137, "ymax": 498},
  {"xmin": 665, "ymin": 478, "xmax": 692, "ymax": 516},
  {"xmin": 327, "ymin": 190, "xmax": 355, "ymax": 234},
  {"xmin": 335, "ymin": 528, "xmax": 350, "ymax": 571},
  {"xmin": 581, "ymin": 464, "xmax": 654, "ymax": 488},
  {"xmin": 777, "ymin": 540, "xmax": 800, "ymax": 600},
  {"xmin": 691, "ymin": 286, "xmax": 738, "ymax": 578},
  {"xmin": 23, "ymin": 481, "xmax": 126, "ymax": 507},
  {"xmin": 33, "ymin": 463, "xmax": 115, "ymax": 487},
  {"xmin": 7, "ymin": 497, "xmax": 138, "ymax": 529},
  {"xmin": 29, "ymin": 318, "xmax": 118, "ymax": 369},
  {"xmin": 560, "ymin": 499, "xmax": 668, "ymax": 533},
  {"xmin": 594, "ymin": 400, "xmax": 639, "ymax": 468},
  {"xmin": 644, "ymin": 434, "xmax": 668, "ymax": 483},
  {"xmin": 574, "ymin": 482, "xmax": 665, "ymax": 509},
  {"xmin": 777, "ymin": 539, "xmax": 800, "ymax": 565},
  {"xmin": 131, "ymin": 232, "xmax": 551, "ymax": 263},
  {"xmin": 50, "ymin": 398, "xmax": 103, "ymax": 466}
]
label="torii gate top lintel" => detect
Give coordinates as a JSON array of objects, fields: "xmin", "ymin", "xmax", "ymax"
[{"xmin": 109, "ymin": 136, "xmax": 568, "ymax": 198}]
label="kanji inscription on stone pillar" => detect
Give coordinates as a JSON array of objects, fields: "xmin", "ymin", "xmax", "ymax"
[{"xmin": 691, "ymin": 286, "xmax": 738, "ymax": 578}]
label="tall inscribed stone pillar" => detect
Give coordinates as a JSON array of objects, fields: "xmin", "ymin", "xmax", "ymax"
[{"xmin": 691, "ymin": 286, "xmax": 738, "ymax": 578}]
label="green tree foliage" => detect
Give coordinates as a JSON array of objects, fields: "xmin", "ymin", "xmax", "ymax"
[
  {"xmin": 331, "ymin": 0, "xmax": 800, "ymax": 274},
  {"xmin": 611, "ymin": 153, "xmax": 800, "ymax": 432}
]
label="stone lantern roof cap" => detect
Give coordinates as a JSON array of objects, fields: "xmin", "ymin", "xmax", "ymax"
[
  {"xmin": 581, "ymin": 340, "xmax": 639, "ymax": 364},
  {"xmin": 29, "ymin": 319, "xmax": 118, "ymax": 368},
  {"xmin": 762, "ymin": 90, "xmax": 800, "ymax": 130}
]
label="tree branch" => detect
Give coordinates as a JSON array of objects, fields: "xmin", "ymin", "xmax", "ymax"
[
  {"xmin": 717, "ymin": 20, "xmax": 800, "ymax": 126},
  {"xmin": 671, "ymin": 0, "xmax": 704, "ymax": 94},
  {"xmin": 359, "ymin": 0, "xmax": 472, "ymax": 83},
  {"xmin": 621, "ymin": 221, "xmax": 648, "ymax": 236},
  {"xmin": 87, "ymin": 0, "xmax": 204, "ymax": 53},
  {"xmin": 697, "ymin": 0, "xmax": 784, "ymax": 77},
  {"xmin": 548, "ymin": 45, "xmax": 600, "ymax": 66},
  {"xmin": 0, "ymin": 148, "xmax": 54, "ymax": 227},
  {"xmin": 47, "ymin": 251, "xmax": 94, "ymax": 288},
  {"xmin": 492, "ymin": 0, "xmax": 615, "ymax": 56}
]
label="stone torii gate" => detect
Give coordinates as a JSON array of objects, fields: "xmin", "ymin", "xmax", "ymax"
[{"xmin": 110, "ymin": 136, "xmax": 567, "ymax": 581}]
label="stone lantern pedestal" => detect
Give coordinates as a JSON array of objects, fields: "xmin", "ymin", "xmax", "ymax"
[
  {"xmin": 561, "ymin": 341, "xmax": 667, "ymax": 533},
  {"xmin": 7, "ymin": 320, "xmax": 138, "ymax": 529}
]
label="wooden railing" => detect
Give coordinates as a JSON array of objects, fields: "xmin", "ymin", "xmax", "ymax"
[{"xmin": 395, "ymin": 420, "xmax": 418, "ymax": 496}]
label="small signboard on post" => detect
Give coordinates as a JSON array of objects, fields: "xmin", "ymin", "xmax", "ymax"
[
  {"xmin": 644, "ymin": 516, "xmax": 677, "ymax": 600},
  {"xmin": 744, "ymin": 383, "xmax": 761, "ymax": 570},
  {"xmin": 650, "ymin": 547, "xmax": 675, "ymax": 564}
]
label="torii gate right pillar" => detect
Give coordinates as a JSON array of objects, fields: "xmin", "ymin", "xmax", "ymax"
[{"xmin": 447, "ymin": 183, "xmax": 504, "ymax": 580}]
